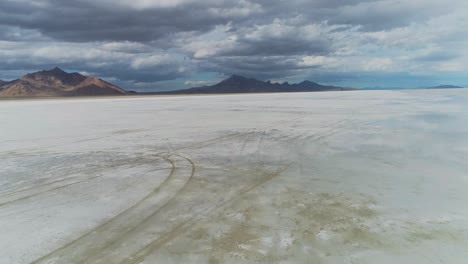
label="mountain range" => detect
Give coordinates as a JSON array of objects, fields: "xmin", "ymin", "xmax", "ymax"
[
  {"xmin": 363, "ymin": 84, "xmax": 464, "ymax": 90},
  {"xmin": 0, "ymin": 68, "xmax": 127, "ymax": 97},
  {"xmin": 0, "ymin": 69, "xmax": 353, "ymax": 97},
  {"xmin": 2, "ymin": 67, "xmax": 463, "ymax": 98},
  {"xmin": 149, "ymin": 75, "xmax": 353, "ymax": 95},
  {"xmin": 427, "ymin": 85, "xmax": 463, "ymax": 89}
]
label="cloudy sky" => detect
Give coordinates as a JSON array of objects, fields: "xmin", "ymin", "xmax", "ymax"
[{"xmin": 1, "ymin": 0, "xmax": 467, "ymax": 91}]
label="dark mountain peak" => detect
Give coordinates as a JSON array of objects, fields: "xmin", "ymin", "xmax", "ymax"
[
  {"xmin": 22, "ymin": 67, "xmax": 87, "ymax": 87},
  {"xmin": 231, "ymin": 74, "xmax": 249, "ymax": 79},
  {"xmin": 27, "ymin": 67, "xmax": 86, "ymax": 80},
  {"xmin": 430, "ymin": 85, "xmax": 463, "ymax": 89},
  {"xmin": 29, "ymin": 67, "xmax": 68, "ymax": 78},
  {"xmin": 294, "ymin": 80, "xmax": 323, "ymax": 89},
  {"xmin": 221, "ymin": 74, "xmax": 250, "ymax": 83},
  {"xmin": 216, "ymin": 75, "xmax": 263, "ymax": 87},
  {"xmin": 48, "ymin": 67, "xmax": 66, "ymax": 75},
  {"xmin": 25, "ymin": 67, "xmax": 65, "ymax": 78},
  {"xmin": 299, "ymin": 80, "xmax": 319, "ymax": 85},
  {"xmin": 1, "ymin": 68, "xmax": 126, "ymax": 97},
  {"xmin": 157, "ymin": 74, "xmax": 352, "ymax": 95}
]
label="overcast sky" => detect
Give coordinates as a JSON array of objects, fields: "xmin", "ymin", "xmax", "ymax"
[{"xmin": 1, "ymin": 0, "xmax": 467, "ymax": 91}]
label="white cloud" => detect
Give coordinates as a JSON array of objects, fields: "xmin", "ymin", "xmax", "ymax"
[
  {"xmin": 184, "ymin": 80, "xmax": 215, "ymax": 86},
  {"xmin": 99, "ymin": 41, "xmax": 150, "ymax": 53},
  {"xmin": 362, "ymin": 58, "xmax": 394, "ymax": 72},
  {"xmin": 438, "ymin": 62, "xmax": 466, "ymax": 72},
  {"xmin": 130, "ymin": 54, "xmax": 174, "ymax": 70},
  {"xmin": 299, "ymin": 56, "xmax": 337, "ymax": 68},
  {"xmin": 84, "ymin": 0, "xmax": 199, "ymax": 9}
]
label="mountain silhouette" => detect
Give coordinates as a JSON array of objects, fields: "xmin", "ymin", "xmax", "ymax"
[
  {"xmin": 156, "ymin": 75, "xmax": 352, "ymax": 94},
  {"xmin": 0, "ymin": 67, "xmax": 127, "ymax": 97}
]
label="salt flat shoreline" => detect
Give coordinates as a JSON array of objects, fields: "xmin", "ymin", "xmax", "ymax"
[
  {"xmin": 1, "ymin": 87, "xmax": 465, "ymax": 102},
  {"xmin": 0, "ymin": 90, "xmax": 358, "ymax": 102}
]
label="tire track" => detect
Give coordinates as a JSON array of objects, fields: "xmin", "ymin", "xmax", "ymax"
[
  {"xmin": 0, "ymin": 151, "xmax": 136, "ymax": 194},
  {"xmin": 0, "ymin": 156, "xmax": 165, "ymax": 208},
  {"xmin": 118, "ymin": 117, "xmax": 356, "ymax": 263},
  {"xmin": 295, "ymin": 118, "xmax": 355, "ymax": 145},
  {"xmin": 0, "ymin": 174, "xmax": 89, "ymax": 199},
  {"xmin": 119, "ymin": 164, "xmax": 294, "ymax": 264},
  {"xmin": 174, "ymin": 113, "xmax": 309, "ymax": 153},
  {"xmin": 175, "ymin": 131, "xmax": 255, "ymax": 151},
  {"xmin": 0, "ymin": 130, "xmax": 146, "ymax": 159},
  {"xmin": 75, "ymin": 123, "xmax": 299, "ymax": 263},
  {"xmin": 78, "ymin": 153, "xmax": 196, "ymax": 264},
  {"xmin": 31, "ymin": 113, "xmax": 316, "ymax": 263},
  {"xmin": 0, "ymin": 174, "xmax": 105, "ymax": 208},
  {"xmin": 31, "ymin": 153, "xmax": 192, "ymax": 264},
  {"xmin": 240, "ymin": 132, "xmax": 253, "ymax": 153}
]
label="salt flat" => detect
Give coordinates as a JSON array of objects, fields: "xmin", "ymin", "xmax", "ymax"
[{"xmin": 1, "ymin": 90, "xmax": 468, "ymax": 264}]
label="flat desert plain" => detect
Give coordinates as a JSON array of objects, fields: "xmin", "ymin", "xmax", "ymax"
[{"xmin": 1, "ymin": 90, "xmax": 468, "ymax": 263}]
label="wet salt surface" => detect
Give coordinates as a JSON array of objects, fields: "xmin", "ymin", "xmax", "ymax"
[{"xmin": 0, "ymin": 89, "xmax": 467, "ymax": 263}]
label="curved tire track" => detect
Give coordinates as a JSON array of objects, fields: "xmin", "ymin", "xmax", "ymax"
[
  {"xmin": 118, "ymin": 117, "xmax": 357, "ymax": 263},
  {"xmin": 0, "ymin": 156, "xmax": 165, "ymax": 208},
  {"xmin": 31, "ymin": 114, "xmax": 330, "ymax": 263},
  {"xmin": 0, "ymin": 174, "xmax": 105, "ymax": 208},
  {"xmin": 32, "ymin": 153, "xmax": 194, "ymax": 264},
  {"xmin": 119, "ymin": 164, "xmax": 293, "ymax": 264},
  {"xmin": 79, "ymin": 153, "xmax": 196, "ymax": 264}
]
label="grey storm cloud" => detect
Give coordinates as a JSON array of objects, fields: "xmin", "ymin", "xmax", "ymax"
[
  {"xmin": 197, "ymin": 56, "xmax": 308, "ymax": 79},
  {"xmin": 0, "ymin": 0, "xmax": 271, "ymax": 43},
  {"xmin": 0, "ymin": 0, "xmax": 452, "ymax": 42},
  {"xmin": 0, "ymin": 0, "xmax": 467, "ymax": 90}
]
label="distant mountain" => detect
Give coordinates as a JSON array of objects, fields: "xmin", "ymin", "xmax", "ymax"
[
  {"xmin": 427, "ymin": 85, "xmax": 463, "ymax": 89},
  {"xmin": 154, "ymin": 75, "xmax": 353, "ymax": 95},
  {"xmin": 0, "ymin": 80, "xmax": 5, "ymax": 86},
  {"xmin": 0, "ymin": 67, "xmax": 127, "ymax": 97}
]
